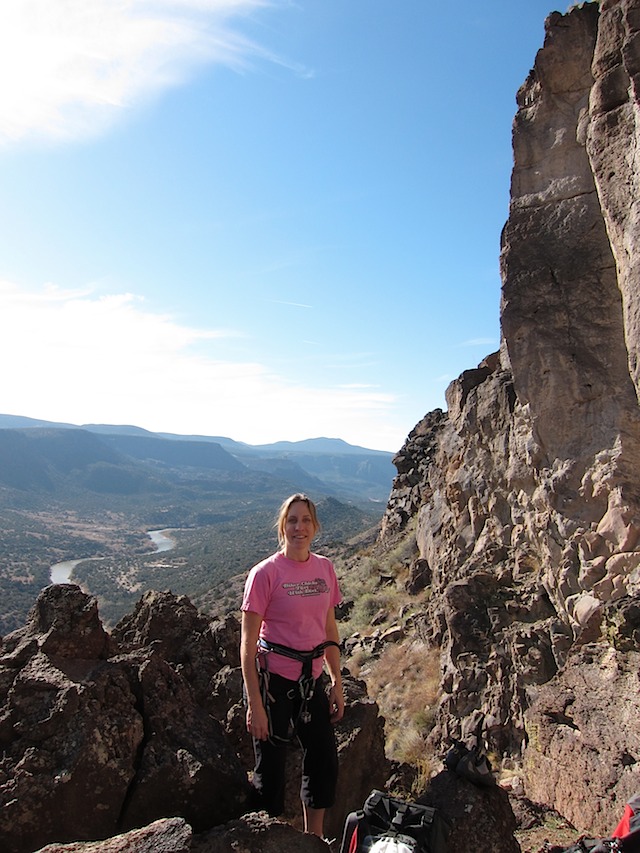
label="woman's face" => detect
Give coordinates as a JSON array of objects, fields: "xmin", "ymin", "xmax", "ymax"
[{"xmin": 283, "ymin": 500, "xmax": 317, "ymax": 552}]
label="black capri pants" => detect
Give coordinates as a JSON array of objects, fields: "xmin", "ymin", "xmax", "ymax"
[{"xmin": 250, "ymin": 670, "xmax": 339, "ymax": 816}]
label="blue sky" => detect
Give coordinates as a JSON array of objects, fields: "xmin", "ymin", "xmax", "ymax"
[{"xmin": 0, "ymin": 0, "xmax": 569, "ymax": 452}]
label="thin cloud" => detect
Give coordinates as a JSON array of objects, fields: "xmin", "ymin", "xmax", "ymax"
[
  {"xmin": 458, "ymin": 337, "xmax": 497, "ymax": 347},
  {"xmin": 338, "ymin": 383, "xmax": 378, "ymax": 390},
  {"xmin": 266, "ymin": 299, "xmax": 314, "ymax": 309},
  {"xmin": 0, "ymin": 0, "xmax": 298, "ymax": 145},
  {"xmin": 0, "ymin": 280, "xmax": 401, "ymax": 450}
]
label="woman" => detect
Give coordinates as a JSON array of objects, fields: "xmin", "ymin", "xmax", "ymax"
[{"xmin": 240, "ymin": 493, "xmax": 345, "ymax": 837}]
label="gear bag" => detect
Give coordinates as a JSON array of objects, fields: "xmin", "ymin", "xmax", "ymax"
[{"xmin": 339, "ymin": 790, "xmax": 450, "ymax": 853}]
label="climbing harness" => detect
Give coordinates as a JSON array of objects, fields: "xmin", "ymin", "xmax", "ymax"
[{"xmin": 256, "ymin": 637, "xmax": 341, "ymax": 745}]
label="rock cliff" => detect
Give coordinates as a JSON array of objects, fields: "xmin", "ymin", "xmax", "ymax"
[{"xmin": 381, "ymin": 0, "xmax": 640, "ymax": 836}]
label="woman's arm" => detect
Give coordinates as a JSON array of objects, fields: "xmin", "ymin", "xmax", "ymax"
[
  {"xmin": 324, "ymin": 607, "xmax": 345, "ymax": 723},
  {"xmin": 240, "ymin": 610, "xmax": 270, "ymax": 740}
]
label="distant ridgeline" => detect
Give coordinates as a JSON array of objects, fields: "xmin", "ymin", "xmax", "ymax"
[
  {"xmin": 0, "ymin": 414, "xmax": 394, "ymax": 632},
  {"xmin": 0, "ymin": 413, "xmax": 394, "ymax": 503}
]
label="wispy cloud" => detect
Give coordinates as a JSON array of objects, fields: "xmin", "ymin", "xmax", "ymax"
[
  {"xmin": 266, "ymin": 299, "xmax": 314, "ymax": 309},
  {"xmin": 1, "ymin": 280, "xmax": 401, "ymax": 450},
  {"xmin": 0, "ymin": 0, "xmax": 296, "ymax": 145},
  {"xmin": 458, "ymin": 337, "xmax": 497, "ymax": 347},
  {"xmin": 338, "ymin": 383, "xmax": 378, "ymax": 390}
]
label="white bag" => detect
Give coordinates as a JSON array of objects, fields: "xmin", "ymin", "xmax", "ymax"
[{"xmin": 368, "ymin": 836, "xmax": 416, "ymax": 853}]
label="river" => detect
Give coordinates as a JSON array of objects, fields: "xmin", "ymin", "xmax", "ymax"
[
  {"xmin": 50, "ymin": 559, "xmax": 85, "ymax": 585},
  {"xmin": 49, "ymin": 529, "xmax": 177, "ymax": 585},
  {"xmin": 146, "ymin": 529, "xmax": 176, "ymax": 553}
]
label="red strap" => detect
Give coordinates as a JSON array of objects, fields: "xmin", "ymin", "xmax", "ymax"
[
  {"xmin": 613, "ymin": 804, "xmax": 634, "ymax": 839},
  {"xmin": 348, "ymin": 824, "xmax": 360, "ymax": 853}
]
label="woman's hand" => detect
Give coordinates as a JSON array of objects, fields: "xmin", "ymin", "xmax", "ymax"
[
  {"xmin": 246, "ymin": 700, "xmax": 270, "ymax": 741},
  {"xmin": 328, "ymin": 681, "xmax": 345, "ymax": 723},
  {"xmin": 240, "ymin": 610, "xmax": 269, "ymax": 740},
  {"xmin": 324, "ymin": 607, "xmax": 344, "ymax": 723}
]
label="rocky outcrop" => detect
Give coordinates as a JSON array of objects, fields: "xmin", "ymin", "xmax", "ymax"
[
  {"xmin": 106, "ymin": 589, "xmax": 393, "ymax": 842},
  {"xmin": 109, "ymin": 590, "xmax": 393, "ymax": 843},
  {"xmin": 379, "ymin": 0, "xmax": 640, "ymax": 834},
  {"xmin": 379, "ymin": 408, "xmax": 448, "ymax": 540},
  {"xmin": 190, "ymin": 812, "xmax": 331, "ymax": 853},
  {"xmin": 0, "ymin": 585, "xmax": 249, "ymax": 853},
  {"xmin": 0, "ymin": 585, "xmax": 395, "ymax": 853},
  {"xmin": 110, "ymin": 589, "xmax": 241, "ymax": 716}
]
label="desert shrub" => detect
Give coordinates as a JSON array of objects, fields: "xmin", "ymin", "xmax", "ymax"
[{"xmin": 350, "ymin": 591, "xmax": 388, "ymax": 629}]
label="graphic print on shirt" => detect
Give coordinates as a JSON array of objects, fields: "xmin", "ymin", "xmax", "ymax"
[{"xmin": 282, "ymin": 577, "xmax": 330, "ymax": 597}]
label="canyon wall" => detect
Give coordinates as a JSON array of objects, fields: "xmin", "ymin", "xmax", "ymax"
[{"xmin": 381, "ymin": 0, "xmax": 640, "ymax": 834}]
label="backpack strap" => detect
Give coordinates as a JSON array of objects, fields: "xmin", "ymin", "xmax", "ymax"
[{"xmin": 339, "ymin": 809, "xmax": 365, "ymax": 853}]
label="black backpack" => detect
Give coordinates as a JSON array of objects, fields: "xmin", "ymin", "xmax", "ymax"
[{"xmin": 339, "ymin": 790, "xmax": 450, "ymax": 853}]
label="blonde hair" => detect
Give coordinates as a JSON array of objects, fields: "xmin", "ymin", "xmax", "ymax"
[{"xmin": 276, "ymin": 493, "xmax": 320, "ymax": 548}]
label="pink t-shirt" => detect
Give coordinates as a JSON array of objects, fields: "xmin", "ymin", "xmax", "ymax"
[{"xmin": 241, "ymin": 551, "xmax": 341, "ymax": 680}]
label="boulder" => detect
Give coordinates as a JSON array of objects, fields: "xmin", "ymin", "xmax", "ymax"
[
  {"xmin": 523, "ymin": 643, "xmax": 640, "ymax": 836},
  {"xmin": 2, "ymin": 583, "xmax": 112, "ymax": 664},
  {"xmin": 419, "ymin": 770, "xmax": 519, "ymax": 853},
  {"xmin": 33, "ymin": 818, "xmax": 192, "ymax": 853},
  {"xmin": 31, "ymin": 814, "xmax": 330, "ymax": 853},
  {"xmin": 191, "ymin": 812, "xmax": 330, "ymax": 853},
  {"xmin": 0, "ymin": 586, "xmax": 248, "ymax": 853},
  {"xmin": 0, "ymin": 649, "xmax": 144, "ymax": 853}
]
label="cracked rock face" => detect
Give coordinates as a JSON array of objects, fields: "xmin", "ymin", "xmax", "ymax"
[
  {"xmin": 523, "ymin": 643, "xmax": 640, "ymax": 837},
  {"xmin": 380, "ymin": 0, "xmax": 640, "ymax": 833}
]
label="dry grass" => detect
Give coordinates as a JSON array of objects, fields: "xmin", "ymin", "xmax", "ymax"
[
  {"xmin": 363, "ymin": 640, "xmax": 441, "ymax": 754},
  {"xmin": 334, "ymin": 524, "xmax": 442, "ymax": 791},
  {"xmin": 353, "ymin": 638, "xmax": 442, "ymax": 791},
  {"xmin": 336, "ymin": 521, "xmax": 420, "ymax": 632}
]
